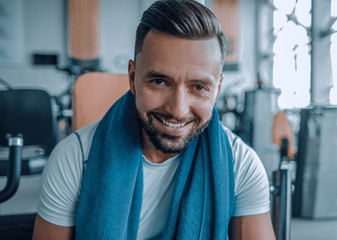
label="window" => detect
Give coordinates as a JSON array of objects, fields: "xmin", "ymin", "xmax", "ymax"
[
  {"xmin": 272, "ymin": 0, "xmax": 311, "ymax": 108},
  {"xmin": 271, "ymin": 0, "xmax": 337, "ymax": 108}
]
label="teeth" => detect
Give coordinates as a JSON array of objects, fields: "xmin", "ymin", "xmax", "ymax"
[{"xmin": 161, "ymin": 119, "xmax": 187, "ymax": 128}]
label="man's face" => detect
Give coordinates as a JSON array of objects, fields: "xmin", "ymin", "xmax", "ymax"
[{"xmin": 128, "ymin": 30, "xmax": 223, "ymax": 155}]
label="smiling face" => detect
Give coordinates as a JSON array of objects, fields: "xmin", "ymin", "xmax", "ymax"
[{"xmin": 128, "ymin": 30, "xmax": 223, "ymax": 162}]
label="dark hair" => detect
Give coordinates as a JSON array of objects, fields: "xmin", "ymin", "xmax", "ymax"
[{"xmin": 134, "ymin": 0, "xmax": 227, "ymax": 64}]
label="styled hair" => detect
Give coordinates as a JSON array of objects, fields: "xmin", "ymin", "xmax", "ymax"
[{"xmin": 134, "ymin": 0, "xmax": 227, "ymax": 64}]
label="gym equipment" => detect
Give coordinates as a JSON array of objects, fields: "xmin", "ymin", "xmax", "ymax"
[
  {"xmin": 0, "ymin": 135, "xmax": 23, "ymax": 203},
  {"xmin": 0, "ymin": 89, "xmax": 58, "ymax": 175},
  {"xmin": 239, "ymin": 85, "xmax": 281, "ymax": 180},
  {"xmin": 72, "ymin": 72, "xmax": 130, "ymax": 130},
  {"xmin": 293, "ymin": 106, "xmax": 337, "ymax": 219},
  {"xmin": 271, "ymin": 111, "xmax": 295, "ymax": 240},
  {"xmin": 0, "ymin": 89, "xmax": 58, "ymax": 239}
]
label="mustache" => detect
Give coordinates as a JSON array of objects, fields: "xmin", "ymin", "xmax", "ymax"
[{"xmin": 147, "ymin": 110, "xmax": 198, "ymax": 123}]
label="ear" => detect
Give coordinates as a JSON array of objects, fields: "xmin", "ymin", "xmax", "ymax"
[
  {"xmin": 215, "ymin": 74, "xmax": 224, "ymax": 100},
  {"xmin": 128, "ymin": 60, "xmax": 136, "ymax": 95}
]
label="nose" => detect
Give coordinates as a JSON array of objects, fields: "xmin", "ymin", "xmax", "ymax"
[{"xmin": 166, "ymin": 87, "xmax": 190, "ymax": 120}]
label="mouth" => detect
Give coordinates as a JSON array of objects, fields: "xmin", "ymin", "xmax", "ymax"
[
  {"xmin": 161, "ymin": 118, "xmax": 188, "ymax": 128},
  {"xmin": 151, "ymin": 113, "xmax": 194, "ymax": 134}
]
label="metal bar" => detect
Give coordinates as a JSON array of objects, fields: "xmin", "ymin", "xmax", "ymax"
[
  {"xmin": 0, "ymin": 136, "xmax": 23, "ymax": 203},
  {"xmin": 278, "ymin": 165, "xmax": 292, "ymax": 240}
]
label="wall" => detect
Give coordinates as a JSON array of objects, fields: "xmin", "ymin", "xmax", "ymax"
[
  {"xmin": 100, "ymin": 0, "xmax": 140, "ymax": 73},
  {"xmin": 0, "ymin": 0, "xmax": 68, "ymax": 96}
]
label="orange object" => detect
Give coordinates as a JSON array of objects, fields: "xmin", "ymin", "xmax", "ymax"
[
  {"xmin": 68, "ymin": 0, "xmax": 100, "ymax": 60},
  {"xmin": 272, "ymin": 111, "xmax": 295, "ymax": 158},
  {"xmin": 213, "ymin": 0, "xmax": 239, "ymax": 63},
  {"xmin": 72, "ymin": 72, "xmax": 130, "ymax": 131}
]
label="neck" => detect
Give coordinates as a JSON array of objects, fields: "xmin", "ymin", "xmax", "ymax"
[{"xmin": 141, "ymin": 129, "xmax": 176, "ymax": 164}]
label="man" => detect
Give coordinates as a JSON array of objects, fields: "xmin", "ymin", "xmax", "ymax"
[{"xmin": 33, "ymin": 0, "xmax": 275, "ymax": 239}]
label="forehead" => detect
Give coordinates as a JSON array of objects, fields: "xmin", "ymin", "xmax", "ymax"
[{"xmin": 136, "ymin": 30, "xmax": 222, "ymax": 79}]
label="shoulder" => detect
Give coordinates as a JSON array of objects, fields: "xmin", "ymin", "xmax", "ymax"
[
  {"xmin": 221, "ymin": 125, "xmax": 259, "ymax": 164},
  {"xmin": 36, "ymin": 121, "xmax": 99, "ymax": 226},
  {"xmin": 221, "ymin": 125, "xmax": 270, "ymax": 216},
  {"xmin": 74, "ymin": 120, "xmax": 100, "ymax": 160},
  {"xmin": 46, "ymin": 120, "xmax": 99, "ymax": 167}
]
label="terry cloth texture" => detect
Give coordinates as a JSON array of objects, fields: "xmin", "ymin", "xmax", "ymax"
[{"xmin": 75, "ymin": 91, "xmax": 235, "ymax": 239}]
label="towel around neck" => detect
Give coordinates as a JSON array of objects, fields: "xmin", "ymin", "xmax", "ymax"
[{"xmin": 76, "ymin": 91, "xmax": 235, "ymax": 239}]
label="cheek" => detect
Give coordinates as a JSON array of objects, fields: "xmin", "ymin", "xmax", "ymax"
[
  {"xmin": 135, "ymin": 88, "xmax": 163, "ymax": 114},
  {"xmin": 192, "ymin": 99, "xmax": 215, "ymax": 122}
]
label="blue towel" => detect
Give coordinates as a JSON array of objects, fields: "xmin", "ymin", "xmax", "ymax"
[{"xmin": 76, "ymin": 91, "xmax": 235, "ymax": 239}]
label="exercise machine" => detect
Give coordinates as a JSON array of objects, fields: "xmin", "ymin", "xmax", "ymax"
[{"xmin": 0, "ymin": 88, "xmax": 58, "ymax": 239}]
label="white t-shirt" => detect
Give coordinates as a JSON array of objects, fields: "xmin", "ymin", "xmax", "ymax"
[{"xmin": 37, "ymin": 121, "xmax": 270, "ymax": 239}]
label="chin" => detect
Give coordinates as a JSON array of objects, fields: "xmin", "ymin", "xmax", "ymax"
[{"xmin": 143, "ymin": 117, "xmax": 211, "ymax": 154}]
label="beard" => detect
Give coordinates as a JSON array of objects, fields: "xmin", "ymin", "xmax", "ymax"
[{"xmin": 136, "ymin": 107, "xmax": 212, "ymax": 154}]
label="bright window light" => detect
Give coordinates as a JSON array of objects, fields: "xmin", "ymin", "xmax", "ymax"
[
  {"xmin": 295, "ymin": 0, "xmax": 312, "ymax": 27},
  {"xmin": 332, "ymin": 0, "xmax": 337, "ymax": 17},
  {"xmin": 274, "ymin": 0, "xmax": 296, "ymax": 15},
  {"xmin": 273, "ymin": 0, "xmax": 311, "ymax": 108}
]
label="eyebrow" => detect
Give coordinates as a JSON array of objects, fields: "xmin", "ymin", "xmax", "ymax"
[
  {"xmin": 190, "ymin": 78, "xmax": 215, "ymax": 86},
  {"xmin": 145, "ymin": 71, "xmax": 172, "ymax": 80},
  {"xmin": 144, "ymin": 70, "xmax": 216, "ymax": 85}
]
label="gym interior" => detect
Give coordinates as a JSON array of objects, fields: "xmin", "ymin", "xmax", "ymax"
[{"xmin": 1, "ymin": 0, "xmax": 337, "ymax": 239}]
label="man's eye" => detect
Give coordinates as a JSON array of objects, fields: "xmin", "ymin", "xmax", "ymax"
[
  {"xmin": 195, "ymin": 85, "xmax": 206, "ymax": 91},
  {"xmin": 152, "ymin": 79, "xmax": 165, "ymax": 85}
]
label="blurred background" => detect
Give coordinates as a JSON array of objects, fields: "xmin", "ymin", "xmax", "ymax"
[{"xmin": 0, "ymin": 0, "xmax": 337, "ymax": 239}]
